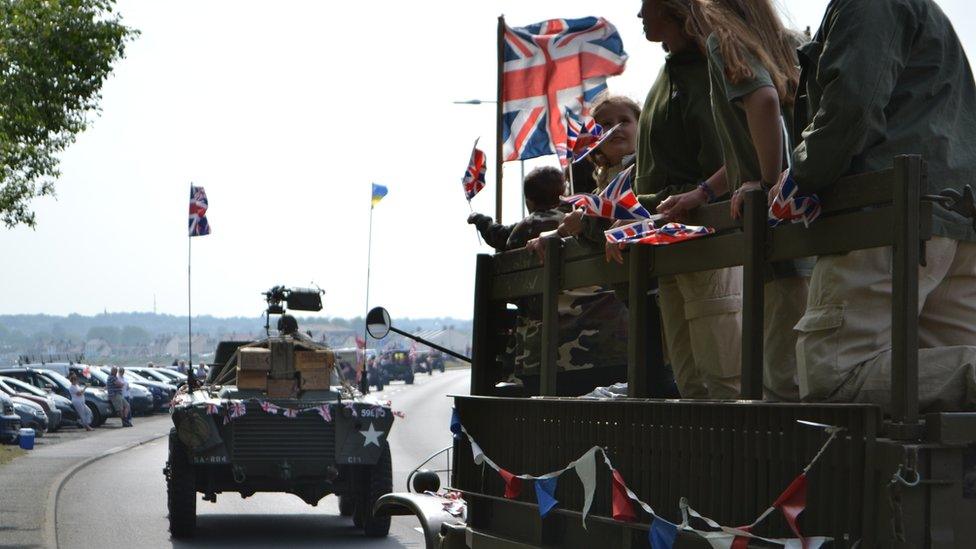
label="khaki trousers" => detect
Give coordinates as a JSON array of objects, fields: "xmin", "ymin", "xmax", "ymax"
[
  {"xmin": 796, "ymin": 237, "xmax": 976, "ymax": 413},
  {"xmin": 764, "ymin": 277, "xmax": 809, "ymax": 402},
  {"xmin": 658, "ymin": 267, "xmax": 742, "ymax": 399}
]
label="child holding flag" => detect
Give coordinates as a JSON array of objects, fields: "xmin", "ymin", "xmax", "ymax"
[{"xmin": 655, "ymin": 0, "xmax": 810, "ymax": 401}]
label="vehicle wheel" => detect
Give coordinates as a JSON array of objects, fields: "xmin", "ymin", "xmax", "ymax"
[
  {"xmin": 339, "ymin": 494, "xmax": 355, "ymax": 517},
  {"xmin": 358, "ymin": 443, "xmax": 392, "ymax": 537},
  {"xmin": 86, "ymin": 402, "xmax": 104, "ymax": 427},
  {"xmin": 167, "ymin": 430, "xmax": 197, "ymax": 538},
  {"xmin": 27, "ymin": 422, "xmax": 44, "ymax": 437}
]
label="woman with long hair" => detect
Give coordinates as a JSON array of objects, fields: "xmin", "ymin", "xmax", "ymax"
[{"xmin": 657, "ymin": 0, "xmax": 810, "ymax": 401}]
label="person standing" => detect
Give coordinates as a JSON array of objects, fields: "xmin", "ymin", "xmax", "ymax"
[
  {"xmin": 68, "ymin": 373, "xmax": 93, "ymax": 431},
  {"xmin": 773, "ymin": 0, "xmax": 976, "ymax": 412},
  {"xmin": 657, "ymin": 0, "xmax": 811, "ymax": 401},
  {"xmin": 628, "ymin": 0, "xmax": 742, "ymax": 399},
  {"xmin": 119, "ymin": 367, "xmax": 133, "ymax": 426},
  {"xmin": 106, "ymin": 367, "xmax": 130, "ymax": 427}
]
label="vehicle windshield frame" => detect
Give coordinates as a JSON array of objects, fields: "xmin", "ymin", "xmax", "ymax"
[{"xmin": 0, "ymin": 376, "xmax": 48, "ymax": 397}]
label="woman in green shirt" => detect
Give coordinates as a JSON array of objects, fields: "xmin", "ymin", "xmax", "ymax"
[{"xmin": 657, "ymin": 0, "xmax": 809, "ymax": 401}]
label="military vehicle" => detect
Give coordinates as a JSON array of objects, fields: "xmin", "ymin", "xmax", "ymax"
[
  {"xmin": 373, "ymin": 159, "xmax": 976, "ymax": 548},
  {"xmin": 164, "ymin": 286, "xmax": 395, "ymax": 538}
]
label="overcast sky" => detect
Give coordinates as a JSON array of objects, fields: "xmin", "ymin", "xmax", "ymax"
[{"xmin": 1, "ymin": 0, "xmax": 973, "ymax": 320}]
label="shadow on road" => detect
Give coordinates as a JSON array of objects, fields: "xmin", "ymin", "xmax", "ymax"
[{"xmin": 170, "ymin": 514, "xmax": 415, "ymax": 548}]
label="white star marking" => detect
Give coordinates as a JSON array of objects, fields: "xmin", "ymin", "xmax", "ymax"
[{"xmin": 360, "ymin": 422, "xmax": 384, "ymax": 447}]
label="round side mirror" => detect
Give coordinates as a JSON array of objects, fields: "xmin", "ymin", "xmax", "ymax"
[{"xmin": 366, "ymin": 307, "xmax": 392, "ymax": 340}]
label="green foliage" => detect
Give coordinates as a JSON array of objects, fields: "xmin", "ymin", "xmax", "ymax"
[
  {"xmin": 119, "ymin": 324, "xmax": 148, "ymax": 345},
  {"xmin": 86, "ymin": 324, "xmax": 119, "ymax": 343},
  {"xmin": 0, "ymin": 0, "xmax": 137, "ymax": 228}
]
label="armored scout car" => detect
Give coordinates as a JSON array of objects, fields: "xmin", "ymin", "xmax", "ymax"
[{"xmin": 165, "ymin": 287, "xmax": 394, "ymax": 538}]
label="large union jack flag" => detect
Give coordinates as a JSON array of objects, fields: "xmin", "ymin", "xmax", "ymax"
[
  {"xmin": 502, "ymin": 17, "xmax": 627, "ymax": 164},
  {"xmin": 462, "ymin": 138, "xmax": 487, "ymax": 201},
  {"xmin": 606, "ymin": 219, "xmax": 715, "ymax": 246},
  {"xmin": 561, "ymin": 165, "xmax": 651, "ymax": 220},
  {"xmin": 188, "ymin": 186, "xmax": 211, "ymax": 237}
]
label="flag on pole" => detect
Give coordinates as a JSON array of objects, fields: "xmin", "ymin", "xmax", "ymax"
[
  {"xmin": 371, "ymin": 183, "xmax": 388, "ymax": 208},
  {"xmin": 562, "ymin": 165, "xmax": 651, "ymax": 220},
  {"xmin": 462, "ymin": 139, "xmax": 488, "ymax": 200},
  {"xmin": 501, "ymin": 17, "xmax": 628, "ymax": 163},
  {"xmin": 189, "ymin": 186, "xmax": 211, "ymax": 237}
]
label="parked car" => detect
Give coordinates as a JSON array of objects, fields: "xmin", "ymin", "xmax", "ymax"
[
  {"xmin": 76, "ymin": 367, "xmax": 153, "ymax": 416},
  {"xmin": 98, "ymin": 367, "xmax": 175, "ymax": 412},
  {"xmin": 0, "ymin": 367, "xmax": 114, "ymax": 427},
  {"xmin": 0, "ymin": 376, "xmax": 72, "ymax": 429},
  {"xmin": 128, "ymin": 367, "xmax": 184, "ymax": 388},
  {"xmin": 0, "ymin": 379, "xmax": 61, "ymax": 432},
  {"xmin": 0, "ymin": 392, "xmax": 21, "ymax": 444},
  {"xmin": 11, "ymin": 396, "xmax": 48, "ymax": 436}
]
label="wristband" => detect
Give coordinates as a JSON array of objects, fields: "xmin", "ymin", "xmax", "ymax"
[{"xmin": 698, "ymin": 181, "xmax": 716, "ymax": 203}]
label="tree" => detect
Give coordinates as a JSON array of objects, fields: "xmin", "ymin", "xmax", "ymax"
[
  {"xmin": 0, "ymin": 0, "xmax": 136, "ymax": 227},
  {"xmin": 119, "ymin": 325, "xmax": 149, "ymax": 346},
  {"xmin": 86, "ymin": 325, "xmax": 119, "ymax": 344}
]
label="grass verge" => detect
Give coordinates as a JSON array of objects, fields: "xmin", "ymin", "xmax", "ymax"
[{"xmin": 0, "ymin": 444, "xmax": 26, "ymax": 466}]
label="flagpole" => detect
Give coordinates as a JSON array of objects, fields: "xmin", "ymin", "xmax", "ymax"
[
  {"xmin": 495, "ymin": 14, "xmax": 505, "ymax": 225},
  {"xmin": 467, "ymin": 201, "xmax": 483, "ymax": 246},
  {"xmin": 187, "ymin": 182, "xmax": 192, "ymax": 367},
  {"xmin": 361, "ymin": 197, "xmax": 374, "ymax": 393}
]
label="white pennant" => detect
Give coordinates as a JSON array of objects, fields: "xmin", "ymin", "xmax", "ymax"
[
  {"xmin": 574, "ymin": 447, "xmax": 600, "ymax": 528},
  {"xmin": 696, "ymin": 531, "xmax": 735, "ymax": 549},
  {"xmin": 470, "ymin": 439, "xmax": 485, "ymax": 466}
]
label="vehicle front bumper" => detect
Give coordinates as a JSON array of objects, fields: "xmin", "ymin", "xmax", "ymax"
[{"xmin": 0, "ymin": 414, "xmax": 21, "ymax": 443}]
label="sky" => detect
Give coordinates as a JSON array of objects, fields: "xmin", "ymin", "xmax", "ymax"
[{"xmin": 1, "ymin": 0, "xmax": 974, "ymax": 320}]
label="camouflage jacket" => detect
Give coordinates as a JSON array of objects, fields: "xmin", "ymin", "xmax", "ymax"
[{"xmin": 470, "ymin": 208, "xmax": 565, "ymax": 252}]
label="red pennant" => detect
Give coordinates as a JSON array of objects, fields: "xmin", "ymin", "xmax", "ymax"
[
  {"xmin": 773, "ymin": 473, "xmax": 808, "ymax": 545},
  {"xmin": 498, "ymin": 468, "xmax": 523, "ymax": 499},
  {"xmin": 731, "ymin": 525, "xmax": 752, "ymax": 549},
  {"xmin": 610, "ymin": 469, "xmax": 637, "ymax": 522}
]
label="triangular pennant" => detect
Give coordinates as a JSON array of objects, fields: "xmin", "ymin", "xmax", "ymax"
[
  {"xmin": 498, "ymin": 468, "xmax": 523, "ymax": 499},
  {"xmin": 694, "ymin": 531, "xmax": 736, "ymax": 549},
  {"xmin": 648, "ymin": 517, "xmax": 678, "ymax": 548},
  {"xmin": 610, "ymin": 469, "xmax": 637, "ymax": 522},
  {"xmin": 731, "ymin": 536, "xmax": 751, "ymax": 549},
  {"xmin": 450, "ymin": 408, "xmax": 463, "ymax": 439},
  {"xmin": 574, "ymin": 447, "xmax": 599, "ymax": 528},
  {"xmin": 470, "ymin": 438, "xmax": 485, "ymax": 466},
  {"xmin": 784, "ymin": 537, "xmax": 830, "ymax": 549},
  {"xmin": 534, "ymin": 477, "xmax": 559, "ymax": 518},
  {"xmin": 773, "ymin": 474, "xmax": 808, "ymax": 544}
]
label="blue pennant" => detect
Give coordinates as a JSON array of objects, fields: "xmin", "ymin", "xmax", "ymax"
[
  {"xmin": 649, "ymin": 517, "xmax": 678, "ymax": 548},
  {"xmin": 534, "ymin": 477, "xmax": 559, "ymax": 518},
  {"xmin": 450, "ymin": 408, "xmax": 463, "ymax": 439}
]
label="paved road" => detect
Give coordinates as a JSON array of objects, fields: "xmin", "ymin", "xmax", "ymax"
[{"xmin": 57, "ymin": 369, "xmax": 470, "ymax": 548}]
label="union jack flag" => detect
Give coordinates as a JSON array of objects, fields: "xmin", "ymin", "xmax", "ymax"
[
  {"xmin": 188, "ymin": 186, "xmax": 211, "ymax": 237},
  {"xmin": 502, "ymin": 17, "xmax": 628, "ymax": 164},
  {"xmin": 769, "ymin": 174, "xmax": 821, "ymax": 227},
  {"xmin": 316, "ymin": 404, "xmax": 333, "ymax": 423},
  {"xmin": 260, "ymin": 401, "xmax": 281, "ymax": 415},
  {"xmin": 345, "ymin": 401, "xmax": 358, "ymax": 418},
  {"xmin": 282, "ymin": 407, "xmax": 298, "ymax": 418},
  {"xmin": 606, "ymin": 219, "xmax": 715, "ymax": 246},
  {"xmin": 204, "ymin": 402, "xmax": 219, "ymax": 415},
  {"xmin": 561, "ymin": 165, "xmax": 651, "ymax": 220},
  {"xmin": 462, "ymin": 138, "xmax": 487, "ymax": 200},
  {"xmin": 564, "ymin": 108, "xmax": 602, "ymax": 166}
]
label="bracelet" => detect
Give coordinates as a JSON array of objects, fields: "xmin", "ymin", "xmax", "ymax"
[{"xmin": 698, "ymin": 181, "xmax": 716, "ymax": 203}]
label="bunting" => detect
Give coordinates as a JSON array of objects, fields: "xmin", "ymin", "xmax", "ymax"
[{"xmin": 450, "ymin": 408, "xmax": 842, "ymax": 547}]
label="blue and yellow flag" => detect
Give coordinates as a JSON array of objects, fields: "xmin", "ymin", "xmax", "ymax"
[{"xmin": 371, "ymin": 183, "xmax": 388, "ymax": 208}]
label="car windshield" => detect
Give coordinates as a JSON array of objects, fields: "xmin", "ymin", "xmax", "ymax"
[
  {"xmin": 138, "ymin": 369, "xmax": 175, "ymax": 383},
  {"xmin": 0, "ymin": 377, "xmax": 47, "ymax": 397},
  {"xmin": 121, "ymin": 370, "xmax": 150, "ymax": 382},
  {"xmin": 38, "ymin": 371, "xmax": 71, "ymax": 391},
  {"xmin": 82, "ymin": 368, "xmax": 108, "ymax": 386}
]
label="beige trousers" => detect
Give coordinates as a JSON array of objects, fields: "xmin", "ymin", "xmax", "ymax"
[
  {"xmin": 796, "ymin": 237, "xmax": 976, "ymax": 413},
  {"xmin": 658, "ymin": 267, "xmax": 742, "ymax": 399},
  {"xmin": 764, "ymin": 277, "xmax": 809, "ymax": 402}
]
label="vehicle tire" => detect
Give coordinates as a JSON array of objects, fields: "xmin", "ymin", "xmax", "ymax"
[
  {"xmin": 167, "ymin": 430, "xmax": 197, "ymax": 538},
  {"xmin": 27, "ymin": 421, "xmax": 44, "ymax": 437},
  {"xmin": 339, "ymin": 494, "xmax": 355, "ymax": 517},
  {"xmin": 85, "ymin": 402, "xmax": 103, "ymax": 427},
  {"xmin": 358, "ymin": 443, "xmax": 393, "ymax": 537}
]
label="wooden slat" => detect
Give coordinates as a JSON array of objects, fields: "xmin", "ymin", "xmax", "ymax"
[
  {"xmin": 627, "ymin": 246, "xmax": 650, "ymax": 398},
  {"xmin": 539, "ymin": 241, "xmax": 562, "ymax": 396},
  {"xmin": 891, "ymin": 155, "xmax": 922, "ymax": 429},
  {"xmin": 741, "ymin": 190, "xmax": 766, "ymax": 400},
  {"xmin": 651, "ymin": 233, "xmax": 747, "ymax": 276},
  {"xmin": 818, "ymin": 168, "xmax": 897, "ymax": 213}
]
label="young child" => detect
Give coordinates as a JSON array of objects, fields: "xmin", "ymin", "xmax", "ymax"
[
  {"xmin": 658, "ymin": 0, "xmax": 809, "ymax": 401},
  {"xmin": 467, "ymin": 166, "xmax": 565, "ymax": 252}
]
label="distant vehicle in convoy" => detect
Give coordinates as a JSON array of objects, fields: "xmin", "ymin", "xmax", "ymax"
[
  {"xmin": 375, "ymin": 351, "xmax": 414, "ymax": 385},
  {"xmin": 129, "ymin": 366, "xmax": 184, "ymax": 387},
  {"xmin": 0, "ymin": 392, "xmax": 20, "ymax": 444},
  {"xmin": 0, "ymin": 376, "xmax": 68, "ymax": 430},
  {"xmin": 165, "ymin": 287, "xmax": 395, "ymax": 539},
  {"xmin": 10, "ymin": 396, "xmax": 47, "ymax": 436},
  {"xmin": 0, "ymin": 367, "xmax": 114, "ymax": 427}
]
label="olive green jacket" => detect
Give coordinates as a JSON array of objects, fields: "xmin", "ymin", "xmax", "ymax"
[
  {"xmin": 793, "ymin": 0, "xmax": 976, "ymax": 242},
  {"xmin": 634, "ymin": 50, "xmax": 725, "ymax": 212}
]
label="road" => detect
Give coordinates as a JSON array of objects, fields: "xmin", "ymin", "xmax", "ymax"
[{"xmin": 56, "ymin": 369, "xmax": 470, "ymax": 548}]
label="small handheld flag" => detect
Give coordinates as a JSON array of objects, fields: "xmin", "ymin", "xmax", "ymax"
[
  {"xmin": 564, "ymin": 109, "xmax": 602, "ymax": 167},
  {"xmin": 462, "ymin": 138, "xmax": 487, "ymax": 201},
  {"xmin": 769, "ymin": 173, "xmax": 821, "ymax": 227},
  {"xmin": 188, "ymin": 186, "xmax": 211, "ymax": 237},
  {"xmin": 606, "ymin": 219, "xmax": 715, "ymax": 246},
  {"xmin": 562, "ymin": 165, "xmax": 652, "ymax": 220},
  {"xmin": 371, "ymin": 183, "xmax": 388, "ymax": 208},
  {"xmin": 573, "ymin": 123, "xmax": 621, "ymax": 164}
]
